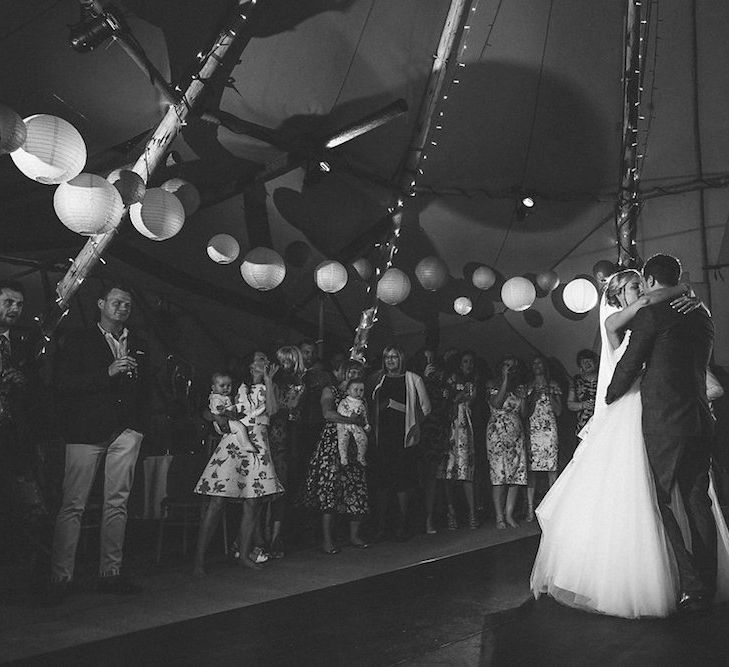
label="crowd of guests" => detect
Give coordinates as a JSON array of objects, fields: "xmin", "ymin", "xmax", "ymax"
[{"xmin": 188, "ymin": 340, "xmax": 605, "ymax": 574}]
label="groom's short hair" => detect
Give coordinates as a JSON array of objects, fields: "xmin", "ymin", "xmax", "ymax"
[{"xmin": 643, "ymin": 254, "xmax": 681, "ymax": 286}]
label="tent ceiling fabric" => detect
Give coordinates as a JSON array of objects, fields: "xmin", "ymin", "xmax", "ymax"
[{"xmin": 1, "ymin": 0, "xmax": 728, "ymax": 368}]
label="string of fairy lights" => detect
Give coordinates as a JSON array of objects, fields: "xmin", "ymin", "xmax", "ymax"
[{"xmin": 615, "ymin": 0, "xmax": 653, "ymax": 267}]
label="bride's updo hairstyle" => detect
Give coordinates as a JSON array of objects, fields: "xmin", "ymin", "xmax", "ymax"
[{"xmin": 604, "ymin": 269, "xmax": 641, "ymax": 308}]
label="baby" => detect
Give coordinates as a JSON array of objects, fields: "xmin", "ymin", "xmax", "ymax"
[
  {"xmin": 208, "ymin": 372, "xmax": 236, "ymax": 435},
  {"xmin": 336, "ymin": 379, "xmax": 370, "ymax": 466}
]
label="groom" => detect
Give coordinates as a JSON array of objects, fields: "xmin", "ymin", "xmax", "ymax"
[{"xmin": 606, "ymin": 253, "xmax": 716, "ymax": 612}]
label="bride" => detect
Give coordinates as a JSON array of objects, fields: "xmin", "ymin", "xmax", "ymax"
[{"xmin": 530, "ymin": 269, "xmax": 729, "ymax": 618}]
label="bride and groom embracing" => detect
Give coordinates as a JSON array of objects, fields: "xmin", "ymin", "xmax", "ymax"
[{"xmin": 531, "ymin": 253, "xmax": 729, "ymax": 618}]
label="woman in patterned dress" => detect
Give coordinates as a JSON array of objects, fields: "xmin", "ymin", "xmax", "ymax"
[
  {"xmin": 300, "ymin": 360, "xmax": 369, "ymax": 553},
  {"xmin": 437, "ymin": 351, "xmax": 479, "ymax": 529},
  {"xmin": 525, "ymin": 356, "xmax": 562, "ymax": 521},
  {"xmin": 566, "ymin": 349, "xmax": 599, "ymax": 437},
  {"xmin": 266, "ymin": 345, "xmax": 305, "ymax": 558},
  {"xmin": 486, "ymin": 356, "xmax": 528, "ymax": 529},
  {"xmin": 192, "ymin": 355, "xmax": 283, "ymax": 575}
]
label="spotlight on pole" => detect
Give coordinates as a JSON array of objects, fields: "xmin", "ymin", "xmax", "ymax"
[
  {"xmin": 68, "ymin": 4, "xmax": 126, "ymax": 52},
  {"xmin": 516, "ymin": 193, "xmax": 535, "ymax": 221}
]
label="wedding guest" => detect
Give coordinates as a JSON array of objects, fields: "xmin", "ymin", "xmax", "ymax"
[
  {"xmin": 193, "ymin": 355, "xmax": 283, "ymax": 575},
  {"xmin": 0, "ymin": 280, "xmax": 51, "ymax": 588},
  {"xmin": 486, "ymin": 356, "xmax": 528, "ymax": 529},
  {"xmin": 525, "ymin": 355, "xmax": 562, "ymax": 521},
  {"xmin": 370, "ymin": 346, "xmax": 431, "ymax": 540},
  {"xmin": 50, "ymin": 283, "xmax": 149, "ymax": 598},
  {"xmin": 566, "ymin": 349, "xmax": 599, "ymax": 437},
  {"xmin": 437, "ymin": 351, "xmax": 479, "ymax": 530},
  {"xmin": 413, "ymin": 348, "xmax": 451, "ymax": 535},
  {"xmin": 300, "ymin": 360, "xmax": 369, "ymax": 553},
  {"xmin": 267, "ymin": 345, "xmax": 305, "ymax": 558}
]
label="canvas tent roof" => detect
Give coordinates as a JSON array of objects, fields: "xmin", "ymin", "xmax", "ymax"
[{"xmin": 1, "ymin": 0, "xmax": 728, "ymax": 375}]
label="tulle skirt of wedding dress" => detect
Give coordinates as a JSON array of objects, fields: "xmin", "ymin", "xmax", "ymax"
[
  {"xmin": 531, "ymin": 379, "xmax": 729, "ymax": 618},
  {"xmin": 530, "ymin": 381, "xmax": 678, "ymax": 618}
]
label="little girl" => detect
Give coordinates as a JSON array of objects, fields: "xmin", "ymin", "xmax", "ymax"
[
  {"xmin": 193, "ymin": 356, "xmax": 283, "ymax": 575},
  {"xmin": 336, "ymin": 379, "xmax": 370, "ymax": 466}
]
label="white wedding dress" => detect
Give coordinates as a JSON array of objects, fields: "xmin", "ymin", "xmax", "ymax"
[{"xmin": 530, "ymin": 293, "xmax": 729, "ymax": 618}]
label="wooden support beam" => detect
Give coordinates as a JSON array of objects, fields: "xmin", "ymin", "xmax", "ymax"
[{"xmin": 41, "ymin": 0, "xmax": 258, "ymax": 339}]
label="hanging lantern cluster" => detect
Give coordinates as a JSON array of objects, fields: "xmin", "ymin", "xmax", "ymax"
[
  {"xmin": 315, "ymin": 260, "xmax": 348, "ymax": 293},
  {"xmin": 130, "ymin": 188, "xmax": 185, "ymax": 241},
  {"xmin": 207, "ymin": 234, "xmax": 240, "ymax": 264},
  {"xmin": 54, "ymin": 173, "xmax": 124, "ymax": 235},
  {"xmin": 240, "ymin": 247, "xmax": 286, "ymax": 291},
  {"xmin": 563, "ymin": 278, "xmax": 599, "ymax": 314},
  {"xmin": 10, "ymin": 114, "xmax": 86, "ymax": 185}
]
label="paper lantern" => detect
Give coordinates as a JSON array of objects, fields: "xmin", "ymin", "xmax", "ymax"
[
  {"xmin": 472, "ymin": 265, "xmax": 496, "ymax": 290},
  {"xmin": 501, "ymin": 277, "xmax": 536, "ymax": 312},
  {"xmin": 315, "ymin": 260, "xmax": 348, "ymax": 293},
  {"xmin": 563, "ymin": 278, "xmax": 599, "ymax": 313},
  {"xmin": 352, "ymin": 258, "xmax": 372, "ymax": 281},
  {"xmin": 454, "ymin": 296, "xmax": 473, "ymax": 315},
  {"xmin": 592, "ymin": 260, "xmax": 616, "ymax": 283},
  {"xmin": 536, "ymin": 270, "xmax": 560, "ymax": 293},
  {"xmin": 10, "ymin": 114, "xmax": 86, "ymax": 184},
  {"xmin": 207, "ymin": 234, "xmax": 240, "ymax": 264},
  {"xmin": 241, "ymin": 247, "xmax": 286, "ymax": 291},
  {"xmin": 0, "ymin": 103, "xmax": 26, "ymax": 154},
  {"xmin": 130, "ymin": 188, "xmax": 185, "ymax": 241},
  {"xmin": 53, "ymin": 173, "xmax": 124, "ymax": 236},
  {"xmin": 377, "ymin": 268, "xmax": 411, "ymax": 305},
  {"xmin": 161, "ymin": 178, "xmax": 200, "ymax": 217},
  {"xmin": 107, "ymin": 168, "xmax": 146, "ymax": 206},
  {"xmin": 415, "ymin": 256, "xmax": 448, "ymax": 291}
]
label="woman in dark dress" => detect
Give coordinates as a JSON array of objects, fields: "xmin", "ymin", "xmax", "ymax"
[
  {"xmin": 370, "ymin": 346, "xmax": 431, "ymax": 540},
  {"xmin": 300, "ymin": 360, "xmax": 369, "ymax": 553},
  {"xmin": 566, "ymin": 349, "xmax": 599, "ymax": 437}
]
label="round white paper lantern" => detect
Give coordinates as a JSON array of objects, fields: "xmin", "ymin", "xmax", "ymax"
[
  {"xmin": 0, "ymin": 104, "xmax": 26, "ymax": 154},
  {"xmin": 130, "ymin": 188, "xmax": 185, "ymax": 241},
  {"xmin": 315, "ymin": 260, "xmax": 348, "ymax": 293},
  {"xmin": 207, "ymin": 234, "xmax": 240, "ymax": 264},
  {"xmin": 454, "ymin": 296, "xmax": 473, "ymax": 315},
  {"xmin": 472, "ymin": 265, "xmax": 497, "ymax": 290},
  {"xmin": 53, "ymin": 173, "xmax": 124, "ymax": 236},
  {"xmin": 161, "ymin": 178, "xmax": 201, "ymax": 217},
  {"xmin": 241, "ymin": 247, "xmax": 286, "ymax": 291},
  {"xmin": 10, "ymin": 114, "xmax": 86, "ymax": 184},
  {"xmin": 536, "ymin": 270, "xmax": 560, "ymax": 293},
  {"xmin": 563, "ymin": 278, "xmax": 599, "ymax": 313},
  {"xmin": 377, "ymin": 268, "xmax": 411, "ymax": 305},
  {"xmin": 107, "ymin": 168, "xmax": 146, "ymax": 206},
  {"xmin": 501, "ymin": 276, "xmax": 536, "ymax": 312},
  {"xmin": 415, "ymin": 256, "xmax": 448, "ymax": 291},
  {"xmin": 352, "ymin": 258, "xmax": 372, "ymax": 281}
]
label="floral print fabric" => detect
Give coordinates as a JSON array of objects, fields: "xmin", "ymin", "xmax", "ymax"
[
  {"xmin": 300, "ymin": 386, "xmax": 369, "ymax": 517},
  {"xmin": 195, "ymin": 383, "xmax": 284, "ymax": 499},
  {"xmin": 527, "ymin": 381, "xmax": 561, "ymax": 472},
  {"xmin": 573, "ymin": 373, "xmax": 598, "ymax": 434},
  {"xmin": 486, "ymin": 389, "xmax": 527, "ymax": 485}
]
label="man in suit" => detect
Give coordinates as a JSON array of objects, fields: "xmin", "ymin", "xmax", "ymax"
[
  {"xmin": 606, "ymin": 254, "xmax": 716, "ymax": 611},
  {"xmin": 0, "ymin": 280, "xmax": 51, "ymax": 583},
  {"xmin": 50, "ymin": 282, "xmax": 148, "ymax": 599}
]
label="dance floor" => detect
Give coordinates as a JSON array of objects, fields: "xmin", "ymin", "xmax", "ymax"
[{"xmin": 6, "ymin": 531, "xmax": 729, "ymax": 666}]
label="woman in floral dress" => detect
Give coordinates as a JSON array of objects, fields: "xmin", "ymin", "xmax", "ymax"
[
  {"xmin": 486, "ymin": 356, "xmax": 527, "ymax": 529},
  {"xmin": 300, "ymin": 360, "xmax": 369, "ymax": 553},
  {"xmin": 437, "ymin": 351, "xmax": 479, "ymax": 529},
  {"xmin": 192, "ymin": 356, "xmax": 283, "ymax": 575},
  {"xmin": 525, "ymin": 356, "xmax": 562, "ymax": 521},
  {"xmin": 566, "ymin": 349, "xmax": 599, "ymax": 437}
]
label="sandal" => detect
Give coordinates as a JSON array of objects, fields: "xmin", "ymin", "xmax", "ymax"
[{"xmin": 496, "ymin": 518, "xmax": 507, "ymax": 530}]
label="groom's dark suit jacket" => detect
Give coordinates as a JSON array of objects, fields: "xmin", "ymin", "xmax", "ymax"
[{"xmin": 605, "ymin": 301, "xmax": 714, "ymax": 439}]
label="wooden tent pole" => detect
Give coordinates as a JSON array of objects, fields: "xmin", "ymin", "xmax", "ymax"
[
  {"xmin": 615, "ymin": 0, "xmax": 648, "ymax": 268},
  {"xmin": 349, "ymin": 0, "xmax": 474, "ymax": 363},
  {"xmin": 41, "ymin": 0, "xmax": 258, "ymax": 339}
]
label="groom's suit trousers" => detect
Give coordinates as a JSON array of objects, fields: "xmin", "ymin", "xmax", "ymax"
[{"xmin": 645, "ymin": 433, "xmax": 717, "ymax": 597}]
